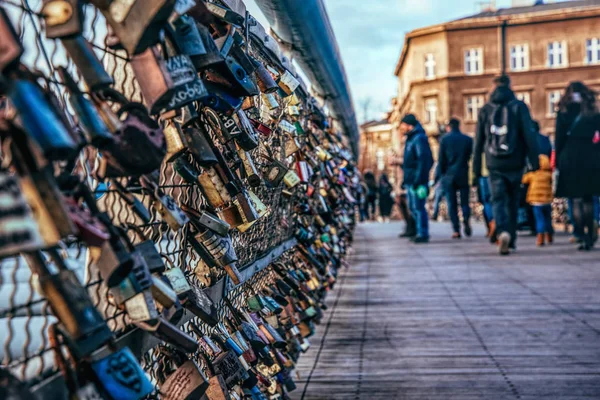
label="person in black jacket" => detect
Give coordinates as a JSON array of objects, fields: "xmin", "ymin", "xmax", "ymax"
[
  {"xmin": 438, "ymin": 118, "xmax": 473, "ymax": 238},
  {"xmin": 473, "ymin": 75, "xmax": 540, "ymax": 255},
  {"xmin": 555, "ymin": 81, "xmax": 600, "ymax": 250},
  {"xmin": 401, "ymin": 114, "xmax": 434, "ymax": 243},
  {"xmin": 378, "ymin": 173, "xmax": 394, "ymax": 222}
]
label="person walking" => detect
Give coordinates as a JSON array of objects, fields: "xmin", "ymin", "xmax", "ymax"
[
  {"xmin": 437, "ymin": 118, "xmax": 473, "ymax": 239},
  {"xmin": 378, "ymin": 173, "xmax": 394, "ymax": 222},
  {"xmin": 363, "ymin": 171, "xmax": 378, "ymax": 221},
  {"xmin": 522, "ymin": 155, "xmax": 554, "ymax": 246},
  {"xmin": 401, "ymin": 114, "xmax": 434, "ymax": 243},
  {"xmin": 473, "ymin": 75, "xmax": 540, "ymax": 255},
  {"xmin": 555, "ymin": 81, "xmax": 600, "ymax": 251}
]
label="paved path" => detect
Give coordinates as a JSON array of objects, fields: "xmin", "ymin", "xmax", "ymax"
[{"xmin": 291, "ymin": 221, "xmax": 600, "ymax": 400}]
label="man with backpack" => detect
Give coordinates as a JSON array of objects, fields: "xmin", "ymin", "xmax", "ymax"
[
  {"xmin": 401, "ymin": 114, "xmax": 434, "ymax": 243},
  {"xmin": 473, "ymin": 75, "xmax": 540, "ymax": 255}
]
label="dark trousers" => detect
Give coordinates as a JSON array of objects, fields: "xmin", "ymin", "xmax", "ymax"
[
  {"xmin": 572, "ymin": 197, "xmax": 595, "ymax": 246},
  {"xmin": 408, "ymin": 188, "xmax": 429, "ymax": 238},
  {"xmin": 489, "ymin": 170, "xmax": 523, "ymax": 246},
  {"xmin": 532, "ymin": 204, "xmax": 553, "ymax": 234},
  {"xmin": 432, "ymin": 184, "xmax": 445, "ymax": 219},
  {"xmin": 445, "ymin": 185, "xmax": 471, "ymax": 233},
  {"xmin": 399, "ymin": 193, "xmax": 416, "ymax": 234}
]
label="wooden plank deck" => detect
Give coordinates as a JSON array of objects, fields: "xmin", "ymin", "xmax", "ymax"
[{"xmin": 291, "ymin": 222, "xmax": 600, "ymax": 400}]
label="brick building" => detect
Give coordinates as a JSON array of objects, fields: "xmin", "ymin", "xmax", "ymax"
[
  {"xmin": 389, "ymin": 0, "xmax": 600, "ymax": 147},
  {"xmin": 358, "ymin": 118, "xmax": 401, "ymax": 183}
]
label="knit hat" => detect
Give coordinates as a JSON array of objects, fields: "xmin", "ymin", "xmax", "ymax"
[
  {"xmin": 401, "ymin": 114, "xmax": 418, "ymax": 126},
  {"xmin": 494, "ymin": 74, "xmax": 511, "ymax": 87}
]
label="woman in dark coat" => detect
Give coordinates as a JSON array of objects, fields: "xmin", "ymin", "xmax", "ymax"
[
  {"xmin": 555, "ymin": 81, "xmax": 600, "ymax": 250},
  {"xmin": 378, "ymin": 173, "xmax": 394, "ymax": 222},
  {"xmin": 363, "ymin": 171, "xmax": 378, "ymax": 221}
]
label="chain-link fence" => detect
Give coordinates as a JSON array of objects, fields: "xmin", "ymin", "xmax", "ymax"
[{"xmin": 0, "ymin": 1, "xmax": 353, "ymax": 396}]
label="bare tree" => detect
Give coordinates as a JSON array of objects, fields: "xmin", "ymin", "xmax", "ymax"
[{"xmin": 360, "ymin": 97, "xmax": 372, "ymax": 124}]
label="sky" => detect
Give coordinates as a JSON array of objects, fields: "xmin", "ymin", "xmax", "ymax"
[{"xmin": 244, "ymin": 0, "xmax": 516, "ymax": 122}]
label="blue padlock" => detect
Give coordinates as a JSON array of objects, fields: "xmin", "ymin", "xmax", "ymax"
[{"xmin": 91, "ymin": 347, "xmax": 154, "ymax": 400}]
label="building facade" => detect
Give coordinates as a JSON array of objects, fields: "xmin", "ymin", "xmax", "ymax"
[
  {"xmin": 358, "ymin": 119, "xmax": 402, "ymax": 185},
  {"xmin": 390, "ymin": 0, "xmax": 600, "ymax": 143}
]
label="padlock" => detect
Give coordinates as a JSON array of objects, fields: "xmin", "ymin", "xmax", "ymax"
[
  {"xmin": 160, "ymin": 357, "xmax": 210, "ymax": 400},
  {"xmin": 9, "ymin": 132, "xmax": 76, "ymax": 246},
  {"xmin": 130, "ymin": 44, "xmax": 207, "ymax": 115},
  {"xmin": 183, "ymin": 125, "xmax": 219, "ymax": 167},
  {"xmin": 246, "ymin": 120, "xmax": 269, "ymax": 139},
  {"xmin": 163, "ymin": 119, "xmax": 188, "ymax": 162},
  {"xmin": 198, "ymin": 168, "xmax": 230, "ymax": 209},
  {"xmin": 24, "ymin": 250, "xmax": 113, "ymax": 357},
  {"xmin": 174, "ymin": 15, "xmax": 224, "ymax": 70},
  {"xmin": 61, "ymin": 35, "xmax": 115, "ymax": 91},
  {"xmin": 205, "ymin": 2, "xmax": 245, "ymax": 27},
  {"xmin": 127, "ymin": 224, "xmax": 165, "ymax": 273},
  {"xmin": 182, "ymin": 205, "xmax": 231, "ymax": 236},
  {"xmin": 0, "ymin": 172, "xmax": 45, "ymax": 257},
  {"xmin": 64, "ymin": 197, "xmax": 110, "ymax": 248},
  {"xmin": 231, "ymin": 110, "xmax": 260, "ymax": 151},
  {"xmin": 0, "ymin": 8, "xmax": 24, "ymax": 73},
  {"xmin": 211, "ymin": 340, "xmax": 249, "ymax": 387},
  {"xmin": 165, "ymin": 267, "xmax": 220, "ymax": 326},
  {"xmin": 7, "ymin": 77, "xmax": 77, "ymax": 161},
  {"xmin": 140, "ymin": 176, "xmax": 190, "ymax": 231},
  {"xmin": 236, "ymin": 145, "xmax": 262, "ymax": 188},
  {"xmin": 135, "ymin": 316, "xmax": 199, "ymax": 353},
  {"xmin": 90, "ymin": 0, "xmax": 176, "ymax": 55},
  {"xmin": 75, "ymin": 182, "xmax": 135, "ymax": 288},
  {"xmin": 252, "ymin": 57, "xmax": 279, "ymax": 94},
  {"xmin": 277, "ymin": 69, "xmax": 300, "ymax": 96},
  {"xmin": 205, "ymin": 53, "xmax": 259, "ymax": 98},
  {"xmin": 109, "ymin": 179, "xmax": 152, "ymax": 224},
  {"xmin": 261, "ymin": 93, "xmax": 279, "ymax": 111},
  {"xmin": 95, "ymin": 92, "xmax": 166, "ymax": 179},
  {"xmin": 285, "ymin": 135, "xmax": 301, "ymax": 158},
  {"xmin": 49, "ymin": 324, "xmax": 153, "ymax": 400},
  {"xmin": 58, "ymin": 67, "xmax": 114, "ymax": 148},
  {"xmin": 202, "ymin": 81, "xmax": 245, "ymax": 115},
  {"xmin": 41, "ymin": 0, "xmax": 82, "ymax": 38},
  {"xmin": 187, "ymin": 229, "xmax": 242, "ymax": 286}
]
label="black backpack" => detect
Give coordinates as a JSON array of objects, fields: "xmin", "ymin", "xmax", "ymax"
[{"xmin": 487, "ymin": 100, "xmax": 518, "ymax": 157}]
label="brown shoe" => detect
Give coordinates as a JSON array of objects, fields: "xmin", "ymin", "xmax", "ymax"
[
  {"xmin": 536, "ymin": 234, "xmax": 545, "ymax": 247},
  {"xmin": 452, "ymin": 232, "xmax": 462, "ymax": 239},
  {"xmin": 545, "ymin": 233, "xmax": 553, "ymax": 244}
]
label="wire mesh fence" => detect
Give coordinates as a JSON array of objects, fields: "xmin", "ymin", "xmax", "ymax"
[{"xmin": 0, "ymin": 1, "xmax": 352, "ymax": 396}]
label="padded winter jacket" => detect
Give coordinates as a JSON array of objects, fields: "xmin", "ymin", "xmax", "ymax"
[
  {"xmin": 522, "ymin": 155, "xmax": 553, "ymax": 204},
  {"xmin": 402, "ymin": 124, "xmax": 433, "ymax": 187}
]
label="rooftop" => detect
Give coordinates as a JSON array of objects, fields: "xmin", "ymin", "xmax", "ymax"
[{"xmin": 456, "ymin": 0, "xmax": 600, "ymax": 20}]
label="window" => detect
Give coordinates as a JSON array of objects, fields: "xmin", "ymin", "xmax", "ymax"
[
  {"xmin": 547, "ymin": 41, "xmax": 567, "ymax": 68},
  {"xmin": 586, "ymin": 38, "xmax": 600, "ymax": 64},
  {"xmin": 516, "ymin": 92, "xmax": 531, "ymax": 106},
  {"xmin": 547, "ymin": 90, "xmax": 562, "ymax": 115},
  {"xmin": 465, "ymin": 95, "xmax": 484, "ymax": 121},
  {"xmin": 424, "ymin": 53, "xmax": 436, "ymax": 80},
  {"xmin": 510, "ymin": 44, "xmax": 529, "ymax": 71},
  {"xmin": 376, "ymin": 149, "xmax": 385, "ymax": 171},
  {"xmin": 424, "ymin": 98, "xmax": 438, "ymax": 124},
  {"xmin": 465, "ymin": 48, "xmax": 483, "ymax": 75}
]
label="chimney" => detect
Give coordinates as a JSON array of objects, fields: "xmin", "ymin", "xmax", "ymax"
[{"xmin": 479, "ymin": 0, "xmax": 497, "ymax": 12}]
